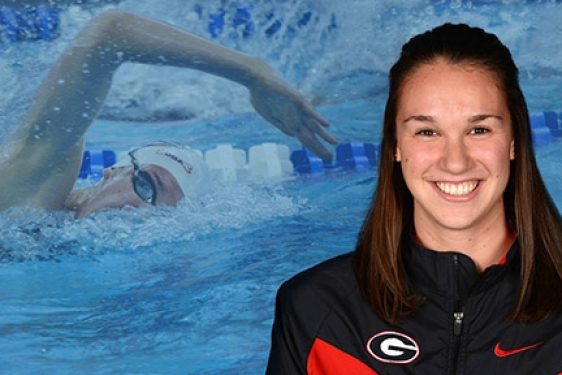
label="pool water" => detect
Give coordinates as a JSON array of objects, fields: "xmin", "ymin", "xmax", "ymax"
[{"xmin": 2, "ymin": 1, "xmax": 562, "ymax": 374}]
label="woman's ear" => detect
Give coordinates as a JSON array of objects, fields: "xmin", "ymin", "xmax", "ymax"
[
  {"xmin": 510, "ymin": 139, "xmax": 515, "ymax": 160},
  {"xmin": 395, "ymin": 147, "xmax": 402, "ymax": 162}
]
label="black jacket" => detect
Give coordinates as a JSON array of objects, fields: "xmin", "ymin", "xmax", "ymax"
[{"xmin": 266, "ymin": 235, "xmax": 562, "ymax": 374}]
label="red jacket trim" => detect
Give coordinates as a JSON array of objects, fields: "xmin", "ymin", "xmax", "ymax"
[{"xmin": 307, "ymin": 338, "xmax": 379, "ymax": 375}]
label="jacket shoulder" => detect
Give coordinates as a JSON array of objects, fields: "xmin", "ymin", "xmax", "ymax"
[{"xmin": 275, "ymin": 252, "xmax": 357, "ymax": 326}]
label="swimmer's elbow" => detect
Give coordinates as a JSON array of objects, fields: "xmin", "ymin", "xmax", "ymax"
[
  {"xmin": 94, "ymin": 10, "xmax": 138, "ymax": 28},
  {"xmin": 73, "ymin": 10, "xmax": 135, "ymax": 48}
]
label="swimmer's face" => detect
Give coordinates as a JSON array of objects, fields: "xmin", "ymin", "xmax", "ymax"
[{"xmin": 75, "ymin": 164, "xmax": 184, "ymax": 218}]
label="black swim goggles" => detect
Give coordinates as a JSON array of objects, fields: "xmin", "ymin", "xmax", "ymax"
[{"xmin": 128, "ymin": 148, "xmax": 157, "ymax": 205}]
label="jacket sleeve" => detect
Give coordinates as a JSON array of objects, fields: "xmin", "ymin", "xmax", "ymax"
[{"xmin": 265, "ymin": 280, "xmax": 310, "ymax": 374}]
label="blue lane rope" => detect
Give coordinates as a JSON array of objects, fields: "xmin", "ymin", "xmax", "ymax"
[{"xmin": 78, "ymin": 142, "xmax": 379, "ymax": 182}]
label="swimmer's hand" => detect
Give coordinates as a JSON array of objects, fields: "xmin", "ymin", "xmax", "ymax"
[{"xmin": 248, "ymin": 68, "xmax": 338, "ymax": 161}]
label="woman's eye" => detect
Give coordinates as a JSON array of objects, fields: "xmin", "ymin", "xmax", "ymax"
[
  {"xmin": 471, "ymin": 127, "xmax": 489, "ymax": 135},
  {"xmin": 416, "ymin": 129, "xmax": 437, "ymax": 136}
]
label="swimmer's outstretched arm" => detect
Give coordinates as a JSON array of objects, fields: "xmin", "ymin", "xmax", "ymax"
[{"xmin": 0, "ymin": 10, "xmax": 336, "ymax": 212}]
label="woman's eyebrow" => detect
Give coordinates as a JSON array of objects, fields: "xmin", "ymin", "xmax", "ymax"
[
  {"xmin": 402, "ymin": 115, "xmax": 435, "ymax": 124},
  {"xmin": 468, "ymin": 114, "xmax": 503, "ymax": 123}
]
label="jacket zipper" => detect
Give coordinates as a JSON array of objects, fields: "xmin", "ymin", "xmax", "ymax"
[{"xmin": 451, "ymin": 254, "xmax": 464, "ymax": 375}]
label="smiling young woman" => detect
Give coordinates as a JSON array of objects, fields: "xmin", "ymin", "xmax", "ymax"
[{"xmin": 266, "ymin": 23, "xmax": 562, "ymax": 374}]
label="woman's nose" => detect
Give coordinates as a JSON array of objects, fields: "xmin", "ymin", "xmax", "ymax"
[{"xmin": 441, "ymin": 138, "xmax": 471, "ymax": 173}]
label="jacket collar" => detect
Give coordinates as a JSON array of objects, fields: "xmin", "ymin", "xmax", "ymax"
[{"xmin": 402, "ymin": 227, "xmax": 520, "ymax": 300}]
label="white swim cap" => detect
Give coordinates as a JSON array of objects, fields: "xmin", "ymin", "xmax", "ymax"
[{"xmin": 113, "ymin": 142, "xmax": 209, "ymax": 199}]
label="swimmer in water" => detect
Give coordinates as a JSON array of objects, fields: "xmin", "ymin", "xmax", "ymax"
[{"xmin": 0, "ymin": 10, "xmax": 337, "ymax": 218}]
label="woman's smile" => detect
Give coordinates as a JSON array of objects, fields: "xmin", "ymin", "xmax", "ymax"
[{"xmin": 434, "ymin": 180, "xmax": 479, "ymax": 196}]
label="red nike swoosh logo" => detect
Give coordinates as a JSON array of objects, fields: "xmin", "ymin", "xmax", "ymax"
[{"xmin": 494, "ymin": 341, "xmax": 543, "ymax": 357}]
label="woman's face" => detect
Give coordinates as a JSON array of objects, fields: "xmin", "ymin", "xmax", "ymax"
[
  {"xmin": 395, "ymin": 59, "xmax": 515, "ymax": 239},
  {"xmin": 74, "ymin": 164, "xmax": 184, "ymax": 218}
]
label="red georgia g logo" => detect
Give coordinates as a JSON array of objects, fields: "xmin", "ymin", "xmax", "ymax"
[{"xmin": 366, "ymin": 331, "xmax": 420, "ymax": 364}]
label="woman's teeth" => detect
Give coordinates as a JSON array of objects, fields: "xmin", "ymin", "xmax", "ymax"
[{"xmin": 435, "ymin": 181, "xmax": 479, "ymax": 196}]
